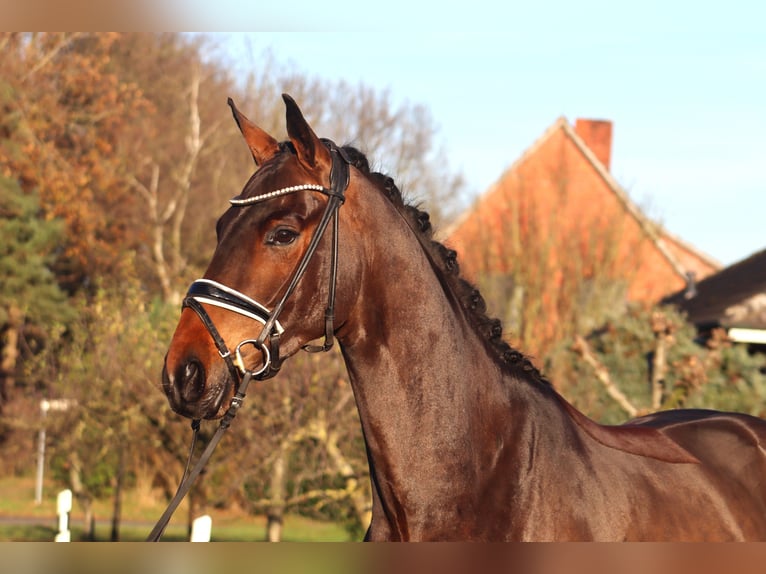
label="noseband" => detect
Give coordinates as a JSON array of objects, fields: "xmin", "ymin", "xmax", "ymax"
[{"xmin": 147, "ymin": 141, "xmax": 350, "ymax": 541}]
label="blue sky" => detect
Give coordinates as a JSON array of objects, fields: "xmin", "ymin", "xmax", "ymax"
[{"xmin": 186, "ymin": 2, "xmax": 764, "ymax": 266}]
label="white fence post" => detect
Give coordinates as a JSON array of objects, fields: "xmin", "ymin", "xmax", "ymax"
[
  {"xmin": 34, "ymin": 405, "xmax": 47, "ymax": 505},
  {"xmin": 54, "ymin": 489, "xmax": 73, "ymax": 542},
  {"xmin": 190, "ymin": 515, "xmax": 212, "ymax": 542},
  {"xmin": 35, "ymin": 399, "xmax": 76, "ymax": 505}
]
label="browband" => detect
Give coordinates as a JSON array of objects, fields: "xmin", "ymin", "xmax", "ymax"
[{"xmin": 229, "ymin": 184, "xmax": 326, "ymax": 206}]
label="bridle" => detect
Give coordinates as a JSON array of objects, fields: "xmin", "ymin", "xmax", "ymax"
[
  {"xmin": 183, "ymin": 141, "xmax": 350, "ymax": 382},
  {"xmin": 147, "ymin": 141, "xmax": 350, "ymax": 541}
]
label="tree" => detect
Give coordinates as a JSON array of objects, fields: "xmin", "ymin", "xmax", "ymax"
[
  {"xmin": 197, "ymin": 350, "xmax": 370, "ymax": 540},
  {"xmin": 106, "ymin": 33, "xmax": 467, "ymax": 302},
  {"xmin": 109, "ymin": 34, "xmax": 247, "ymax": 303},
  {"xmin": 298, "ymin": 82, "xmax": 465, "ymax": 228},
  {"xmin": 0, "ymin": 176, "xmax": 72, "ymax": 416},
  {"xmin": 0, "ymin": 33, "xmax": 466, "ymax": 537},
  {"xmin": 37, "ymin": 284, "xmax": 181, "ymax": 540},
  {"xmin": 568, "ymin": 305, "xmax": 766, "ymax": 424},
  {"xmin": 0, "ymin": 33, "xmax": 149, "ymax": 293},
  {"xmin": 462, "ymin": 167, "xmax": 638, "ymax": 373}
]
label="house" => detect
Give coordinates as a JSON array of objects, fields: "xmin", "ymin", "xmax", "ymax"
[
  {"xmin": 446, "ymin": 117, "xmax": 720, "ymax": 301},
  {"xmin": 444, "ymin": 116, "xmax": 721, "ymax": 356},
  {"xmin": 662, "ymin": 248, "xmax": 766, "ymax": 348}
]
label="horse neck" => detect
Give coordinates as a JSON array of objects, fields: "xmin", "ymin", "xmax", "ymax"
[{"xmin": 335, "ymin": 203, "xmax": 572, "ymax": 531}]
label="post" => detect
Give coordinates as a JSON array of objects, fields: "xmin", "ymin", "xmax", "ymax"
[
  {"xmin": 34, "ymin": 399, "xmax": 75, "ymax": 504},
  {"xmin": 55, "ymin": 489, "xmax": 73, "ymax": 542},
  {"xmin": 34, "ymin": 400, "xmax": 50, "ymax": 504},
  {"xmin": 190, "ymin": 515, "xmax": 212, "ymax": 542}
]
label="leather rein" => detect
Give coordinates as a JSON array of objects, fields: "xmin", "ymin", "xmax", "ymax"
[{"xmin": 147, "ymin": 141, "xmax": 350, "ymax": 541}]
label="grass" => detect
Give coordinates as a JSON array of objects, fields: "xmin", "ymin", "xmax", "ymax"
[{"xmin": 0, "ymin": 475, "xmax": 352, "ymax": 542}]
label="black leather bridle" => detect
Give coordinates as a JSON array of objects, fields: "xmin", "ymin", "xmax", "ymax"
[
  {"xmin": 183, "ymin": 141, "xmax": 350, "ymax": 382},
  {"xmin": 147, "ymin": 141, "xmax": 350, "ymax": 541}
]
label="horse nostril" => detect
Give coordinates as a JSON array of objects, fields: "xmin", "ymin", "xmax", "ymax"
[
  {"xmin": 185, "ymin": 360, "xmax": 200, "ymax": 382},
  {"xmin": 176, "ymin": 358, "xmax": 206, "ymax": 403}
]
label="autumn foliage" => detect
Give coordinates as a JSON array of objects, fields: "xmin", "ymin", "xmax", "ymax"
[
  {"xmin": 0, "ymin": 33, "xmax": 150, "ymax": 290},
  {"xmin": 0, "ymin": 32, "xmax": 465, "ymax": 539},
  {"xmin": 0, "ymin": 33, "xmax": 761, "ymax": 540}
]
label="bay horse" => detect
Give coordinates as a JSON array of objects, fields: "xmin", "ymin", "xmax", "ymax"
[{"xmin": 161, "ymin": 94, "xmax": 766, "ymax": 541}]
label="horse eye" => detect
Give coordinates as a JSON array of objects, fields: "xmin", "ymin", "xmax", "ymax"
[{"xmin": 267, "ymin": 227, "xmax": 299, "ymax": 246}]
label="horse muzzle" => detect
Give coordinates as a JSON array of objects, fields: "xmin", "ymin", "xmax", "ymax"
[{"xmin": 161, "ymin": 356, "xmax": 229, "ymax": 420}]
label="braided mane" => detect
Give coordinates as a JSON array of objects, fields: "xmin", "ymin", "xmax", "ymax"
[{"xmin": 339, "ymin": 145, "xmax": 550, "ymax": 388}]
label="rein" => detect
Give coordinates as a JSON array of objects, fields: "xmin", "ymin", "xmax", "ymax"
[{"xmin": 147, "ymin": 142, "xmax": 350, "ymax": 541}]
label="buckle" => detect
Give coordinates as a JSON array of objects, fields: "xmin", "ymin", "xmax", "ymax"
[{"xmin": 234, "ymin": 339, "xmax": 272, "ymax": 378}]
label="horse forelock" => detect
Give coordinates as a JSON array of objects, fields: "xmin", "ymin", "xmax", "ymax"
[{"xmin": 339, "ymin": 144, "xmax": 551, "ymax": 389}]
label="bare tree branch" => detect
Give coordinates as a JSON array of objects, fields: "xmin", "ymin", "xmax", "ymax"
[
  {"xmin": 650, "ymin": 311, "xmax": 675, "ymax": 410},
  {"xmin": 573, "ymin": 335, "xmax": 639, "ymax": 418},
  {"xmin": 23, "ymin": 32, "xmax": 88, "ymax": 80}
]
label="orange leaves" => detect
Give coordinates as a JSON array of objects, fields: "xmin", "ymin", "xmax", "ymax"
[{"xmin": 0, "ymin": 33, "xmax": 151, "ymax": 290}]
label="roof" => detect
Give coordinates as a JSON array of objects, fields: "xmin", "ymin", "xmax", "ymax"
[
  {"xmin": 662, "ymin": 248, "xmax": 766, "ymax": 331},
  {"xmin": 444, "ymin": 116, "xmax": 721, "ymax": 282}
]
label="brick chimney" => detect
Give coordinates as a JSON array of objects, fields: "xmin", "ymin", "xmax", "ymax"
[{"xmin": 574, "ymin": 119, "xmax": 613, "ymax": 171}]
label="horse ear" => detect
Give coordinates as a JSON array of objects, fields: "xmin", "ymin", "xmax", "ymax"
[
  {"xmin": 227, "ymin": 98, "xmax": 280, "ymax": 166},
  {"xmin": 283, "ymin": 93, "xmax": 331, "ymax": 171}
]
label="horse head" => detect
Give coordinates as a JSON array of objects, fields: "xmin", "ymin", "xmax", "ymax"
[{"xmin": 162, "ymin": 95, "xmax": 364, "ymax": 420}]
